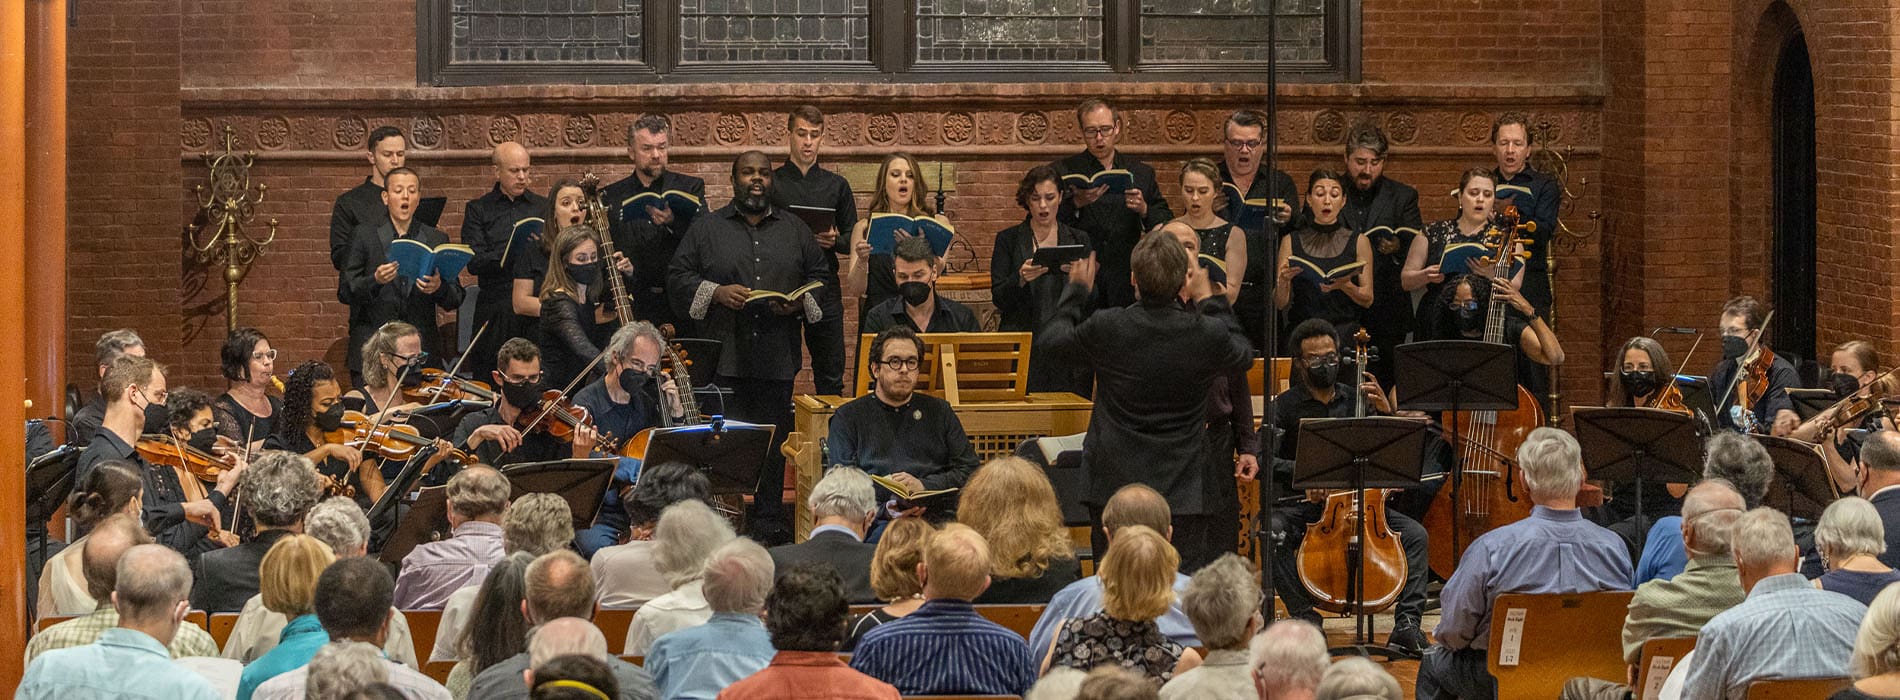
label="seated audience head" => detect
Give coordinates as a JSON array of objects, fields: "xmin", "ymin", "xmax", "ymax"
[
  {"xmin": 1076, "ymin": 665, "xmax": 1160, "ymax": 700},
  {"xmin": 315, "ymin": 557, "xmax": 396, "ymax": 644},
  {"xmin": 340, "ymin": 684, "xmax": 407, "ymax": 700},
  {"xmin": 69, "ymin": 460, "xmax": 144, "ymax": 533},
  {"xmin": 261, "ymin": 534, "xmax": 336, "ymax": 617},
  {"xmin": 1027, "ymin": 668, "xmax": 1087, "ymax": 700},
  {"xmin": 1702, "ymin": 432, "xmax": 1774, "ymax": 507},
  {"xmin": 113, "ymin": 544, "xmax": 193, "ymax": 637},
  {"xmin": 1250, "ymin": 620, "xmax": 1329, "ymax": 699},
  {"xmin": 809, "ymin": 466, "xmax": 877, "ymax": 536},
  {"xmin": 242, "ymin": 450, "xmax": 323, "ymax": 531},
  {"xmin": 869, "ymin": 326, "xmax": 923, "ymax": 403},
  {"xmin": 920, "ymin": 523, "xmax": 992, "ymax": 601},
  {"xmin": 528, "ymin": 654, "xmax": 619, "ymax": 700},
  {"xmin": 1517, "ymin": 426, "xmax": 1585, "ymax": 504},
  {"xmin": 1288, "ymin": 319, "xmax": 1341, "ymax": 390},
  {"xmin": 1100, "ymin": 525, "xmax": 1176, "ymax": 622},
  {"xmin": 305, "ymin": 497, "xmax": 373, "ymax": 558},
  {"xmin": 959, "ymin": 456, "xmax": 1074, "ymax": 580},
  {"xmin": 1816, "ymin": 496, "xmax": 1890, "ymax": 570},
  {"xmin": 1679, "ymin": 479, "xmax": 1745, "ymax": 560},
  {"xmin": 1859, "ymin": 430, "xmax": 1900, "ymax": 495},
  {"xmin": 1852, "ymin": 583, "xmax": 1900, "ymax": 679},
  {"xmin": 526, "ymin": 617, "xmax": 610, "ymax": 669},
  {"xmin": 1183, "ymin": 554, "xmax": 1264, "ymax": 651},
  {"xmin": 83, "ymin": 514, "xmax": 153, "ymax": 601},
  {"xmin": 622, "ymin": 460, "xmax": 712, "ymax": 534},
  {"xmin": 1316, "ymin": 657, "xmax": 1401, "ymax": 700},
  {"xmin": 93, "ymin": 328, "xmax": 145, "ymax": 380},
  {"xmin": 766, "ymin": 563, "xmax": 849, "ymax": 652},
  {"xmin": 654, "ymin": 499, "xmax": 735, "ymax": 588},
  {"xmin": 461, "ymin": 551, "xmax": 535, "ymax": 672},
  {"xmin": 870, "ymin": 517, "xmax": 935, "ymax": 603},
  {"xmin": 1130, "ymin": 228, "xmax": 1190, "ymax": 302},
  {"xmin": 1103, "ymin": 483, "xmax": 1172, "ymax": 542},
  {"xmin": 446, "ymin": 466, "xmax": 511, "ymax": 526},
  {"xmin": 504, "ymin": 492, "xmax": 575, "ymax": 556},
  {"xmin": 526, "ymin": 550, "xmax": 595, "ymax": 624},
  {"xmin": 304, "ymin": 641, "xmax": 389, "ymax": 700},
  {"xmin": 1731, "ymin": 506, "xmax": 1800, "ymax": 591},
  {"xmin": 702, "ymin": 538, "xmax": 774, "ymax": 615},
  {"xmin": 359, "ymin": 321, "xmax": 422, "ymax": 392}
]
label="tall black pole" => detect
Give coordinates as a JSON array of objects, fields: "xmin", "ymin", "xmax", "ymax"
[{"xmin": 1259, "ymin": 0, "xmax": 1283, "ymax": 622}]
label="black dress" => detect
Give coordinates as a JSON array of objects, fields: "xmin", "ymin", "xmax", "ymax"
[
  {"xmin": 539, "ymin": 290, "xmax": 609, "ymax": 392},
  {"xmin": 1283, "ymin": 222, "xmax": 1365, "ymax": 339},
  {"xmin": 1049, "ymin": 611, "xmax": 1184, "ymax": 686},
  {"xmin": 989, "ymin": 220, "xmax": 1093, "ymax": 395},
  {"xmin": 213, "ymin": 393, "xmax": 281, "ymax": 446}
]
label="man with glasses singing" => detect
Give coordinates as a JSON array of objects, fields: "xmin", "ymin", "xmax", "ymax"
[
  {"xmin": 1053, "ymin": 98, "xmax": 1173, "ymax": 311},
  {"xmin": 826, "ymin": 326, "xmax": 979, "ymax": 523},
  {"xmin": 1218, "ymin": 109, "xmax": 1298, "ymax": 352}
]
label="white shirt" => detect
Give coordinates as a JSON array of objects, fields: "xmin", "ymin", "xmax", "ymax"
[
  {"xmin": 625, "ymin": 579, "xmax": 710, "ymax": 656},
  {"xmin": 428, "ymin": 584, "xmax": 479, "ymax": 662},
  {"xmin": 221, "ymin": 594, "xmax": 418, "ymax": 668},
  {"xmin": 250, "ymin": 657, "xmax": 450, "ymax": 700},
  {"xmin": 174, "ymin": 656, "xmax": 242, "ymax": 700}
]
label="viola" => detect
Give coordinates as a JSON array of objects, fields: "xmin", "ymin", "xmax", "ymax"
[
  {"xmin": 323, "ymin": 410, "xmax": 476, "ymax": 466},
  {"xmin": 402, "ymin": 368, "xmax": 496, "ymax": 405}
]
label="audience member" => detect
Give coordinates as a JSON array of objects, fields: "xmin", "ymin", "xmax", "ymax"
[
  {"xmin": 716, "ymin": 563, "xmax": 900, "ymax": 700},
  {"xmin": 850, "ymin": 524, "xmax": 1038, "ymax": 696},
  {"xmin": 1817, "ymin": 496, "xmax": 1900, "ymax": 605},
  {"xmin": 176, "ymin": 654, "xmax": 245, "ymax": 698},
  {"xmin": 303, "ymin": 641, "xmax": 390, "ymax": 700},
  {"xmin": 449, "ymin": 552, "xmax": 535, "ymax": 697},
  {"xmin": 1160, "ymin": 554, "xmax": 1260, "ymax": 699},
  {"xmin": 527, "ymin": 654, "xmax": 619, "ymax": 700},
  {"xmin": 624, "ymin": 500, "xmax": 736, "ymax": 655},
  {"xmin": 26, "ymin": 514, "xmax": 219, "ymax": 661},
  {"xmin": 842, "ymin": 516, "xmax": 935, "ymax": 649},
  {"xmin": 1861, "ymin": 431, "xmax": 1900, "ymax": 568},
  {"xmin": 193, "ymin": 452, "xmax": 321, "ymax": 614},
  {"xmin": 1561, "ymin": 480, "xmax": 1747, "ymax": 700},
  {"xmin": 960, "ymin": 456, "xmax": 1083, "ymax": 603},
  {"xmin": 1419, "ymin": 427, "xmax": 1631, "ymax": 700},
  {"xmin": 467, "ymin": 552, "xmax": 657, "ymax": 700},
  {"xmin": 224, "ymin": 497, "xmax": 416, "ymax": 666},
  {"xmin": 768, "ymin": 467, "xmax": 879, "ymax": 604},
  {"xmin": 37, "ymin": 460, "xmax": 143, "ymax": 620},
  {"xmin": 1045, "ymin": 526, "xmax": 1200, "ymax": 684},
  {"xmin": 394, "ymin": 466, "xmax": 510, "ymax": 609},
  {"xmin": 648, "ymin": 538, "xmax": 777, "ymax": 699},
  {"xmin": 593, "ymin": 461, "xmax": 712, "ymax": 609},
  {"xmin": 1249, "ymin": 620, "xmax": 1329, "ymax": 700},
  {"xmin": 1316, "ymin": 657, "xmax": 1401, "ymax": 700},
  {"xmin": 1838, "ymin": 583, "xmax": 1900, "ymax": 700},
  {"xmin": 236, "ymin": 535, "xmax": 338, "ymax": 700},
  {"xmin": 341, "ymin": 683, "xmax": 408, "ymax": 700},
  {"xmin": 252, "ymin": 558, "xmax": 450, "ymax": 700},
  {"xmin": 434, "ymin": 493, "xmax": 574, "ymax": 662},
  {"xmin": 1076, "ymin": 666, "xmax": 1161, "ymax": 700},
  {"xmin": 1033, "ymin": 484, "xmax": 1200, "ymax": 658},
  {"xmin": 1635, "ymin": 432, "xmax": 1774, "ymax": 583},
  {"xmin": 1682, "ymin": 507, "xmax": 1866, "ymax": 699},
  {"xmin": 17, "ymin": 544, "xmax": 219, "ymax": 700},
  {"xmin": 1026, "ymin": 669, "xmax": 1088, "ymax": 700}
]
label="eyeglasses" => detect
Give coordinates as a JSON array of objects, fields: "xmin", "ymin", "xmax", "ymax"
[
  {"xmin": 1082, "ymin": 126, "xmax": 1117, "ymax": 137},
  {"xmin": 251, "ymin": 349, "xmax": 278, "ymax": 362},
  {"xmin": 879, "ymin": 358, "xmax": 921, "ymax": 372},
  {"xmin": 1226, "ymin": 139, "xmax": 1264, "ymax": 152},
  {"xmin": 1301, "ymin": 353, "xmax": 1340, "ymax": 367},
  {"xmin": 501, "ymin": 372, "xmax": 545, "ymax": 384},
  {"xmin": 137, "ymin": 386, "xmax": 169, "ymax": 404},
  {"xmin": 383, "ymin": 350, "xmax": 430, "ymax": 364}
]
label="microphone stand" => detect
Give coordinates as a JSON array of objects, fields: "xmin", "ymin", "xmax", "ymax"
[{"xmin": 1257, "ymin": 0, "xmax": 1284, "ymax": 623}]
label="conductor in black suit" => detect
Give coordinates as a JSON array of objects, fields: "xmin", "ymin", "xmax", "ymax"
[
  {"xmin": 189, "ymin": 451, "xmax": 322, "ymax": 613},
  {"xmin": 767, "ymin": 466, "xmax": 879, "ymax": 604},
  {"xmin": 340, "ymin": 167, "xmax": 464, "ymax": 378}
]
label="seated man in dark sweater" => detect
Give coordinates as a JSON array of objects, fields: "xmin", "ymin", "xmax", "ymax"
[
  {"xmin": 827, "ymin": 326, "xmax": 979, "ymax": 522},
  {"xmin": 860, "ymin": 236, "xmax": 980, "ymax": 335}
]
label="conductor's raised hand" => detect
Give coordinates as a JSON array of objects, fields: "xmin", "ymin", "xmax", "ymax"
[{"xmin": 1069, "ymin": 253, "xmax": 1099, "ymax": 292}]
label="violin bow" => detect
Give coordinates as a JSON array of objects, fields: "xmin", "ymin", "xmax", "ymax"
[
  {"xmin": 516, "ymin": 346, "xmax": 612, "ymax": 437},
  {"xmin": 429, "ymin": 321, "xmax": 489, "ymax": 402},
  {"xmin": 1715, "ymin": 309, "xmax": 1775, "ymax": 413},
  {"xmin": 360, "ymin": 359, "xmax": 423, "ymax": 462}
]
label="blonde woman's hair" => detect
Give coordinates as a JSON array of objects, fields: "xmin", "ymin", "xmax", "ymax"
[
  {"xmin": 260, "ymin": 534, "xmax": 337, "ymax": 617},
  {"xmin": 1854, "ymin": 582, "xmax": 1900, "ymax": 678},
  {"xmin": 870, "ymin": 517, "xmax": 935, "ymax": 601},
  {"xmin": 358, "ymin": 321, "xmax": 420, "ymax": 391},
  {"xmin": 957, "ymin": 456, "xmax": 1075, "ymax": 579},
  {"xmin": 1101, "ymin": 525, "xmax": 1177, "ymax": 621}
]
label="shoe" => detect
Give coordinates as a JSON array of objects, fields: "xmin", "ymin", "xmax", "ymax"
[{"xmin": 1387, "ymin": 625, "xmax": 1428, "ymax": 657}]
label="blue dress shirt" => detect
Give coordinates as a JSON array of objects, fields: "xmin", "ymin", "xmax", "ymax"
[
  {"xmin": 645, "ymin": 612, "xmax": 775, "ymax": 699},
  {"xmin": 1681, "ymin": 572, "xmax": 1867, "ymax": 699},
  {"xmin": 1028, "ymin": 572, "xmax": 1200, "ymax": 658},
  {"xmin": 850, "ymin": 598, "xmax": 1038, "ymax": 696},
  {"xmin": 1434, "ymin": 506, "xmax": 1633, "ymax": 650},
  {"xmin": 17, "ymin": 627, "xmax": 219, "ymax": 700},
  {"xmin": 236, "ymin": 613, "xmax": 327, "ymax": 700}
]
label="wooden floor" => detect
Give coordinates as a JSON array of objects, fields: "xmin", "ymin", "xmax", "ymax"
[{"xmin": 1311, "ymin": 610, "xmax": 1436, "ymax": 699}]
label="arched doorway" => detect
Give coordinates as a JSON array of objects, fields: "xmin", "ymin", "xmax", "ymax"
[{"xmin": 1771, "ymin": 30, "xmax": 1816, "ymax": 376}]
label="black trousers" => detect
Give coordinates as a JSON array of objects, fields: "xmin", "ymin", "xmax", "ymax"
[
  {"xmin": 1270, "ymin": 497, "xmax": 1430, "ymax": 627},
  {"xmin": 716, "ymin": 375, "xmax": 795, "ymax": 543},
  {"xmin": 1418, "ymin": 645, "xmax": 1497, "ymax": 700},
  {"xmin": 805, "ymin": 280, "xmax": 846, "ymax": 396},
  {"xmin": 464, "ymin": 285, "xmax": 516, "ymax": 381}
]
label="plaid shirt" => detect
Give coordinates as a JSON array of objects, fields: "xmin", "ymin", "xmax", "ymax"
[
  {"xmin": 25, "ymin": 606, "xmax": 219, "ymax": 663},
  {"xmin": 1681, "ymin": 572, "xmax": 1867, "ymax": 699}
]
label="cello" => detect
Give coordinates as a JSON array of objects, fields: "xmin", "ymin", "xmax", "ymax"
[
  {"xmin": 1296, "ymin": 329, "xmax": 1407, "ymax": 614},
  {"xmin": 1422, "ymin": 204, "xmax": 1545, "ymax": 579}
]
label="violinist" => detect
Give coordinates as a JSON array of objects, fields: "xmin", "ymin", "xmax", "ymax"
[
  {"xmin": 344, "ymin": 321, "xmax": 429, "ymax": 420},
  {"xmin": 1600, "ymin": 336, "xmax": 1690, "ymax": 557},
  {"xmin": 69, "ymin": 329, "xmax": 145, "ymax": 449},
  {"xmin": 1265, "ymin": 319, "xmax": 1429, "ymax": 654},
  {"xmin": 1791, "ymin": 340, "xmax": 1895, "ymax": 492},
  {"xmin": 538, "ymin": 225, "xmax": 614, "ymax": 391},
  {"xmin": 77, "ymin": 357, "xmax": 240, "ymax": 559},
  {"xmin": 449, "ymin": 337, "xmax": 599, "ymax": 468},
  {"xmin": 1708, "ymin": 295, "xmax": 1800, "ymax": 435},
  {"xmin": 270, "ymin": 360, "xmax": 455, "ymax": 507},
  {"xmin": 212, "ymin": 327, "xmax": 280, "ymax": 454},
  {"xmin": 573, "ymin": 321, "xmax": 685, "ymax": 557}
]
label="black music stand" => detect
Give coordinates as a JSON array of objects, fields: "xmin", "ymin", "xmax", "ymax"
[
  {"xmin": 26, "ymin": 444, "xmax": 81, "ymax": 568},
  {"xmin": 638, "ymin": 419, "xmax": 775, "ymax": 497},
  {"xmin": 1753, "ymin": 435, "xmax": 1835, "ymax": 521},
  {"xmin": 1789, "ymin": 388, "xmax": 1837, "ymax": 421},
  {"xmin": 378, "ymin": 484, "xmax": 448, "ymax": 566},
  {"xmin": 1292, "ymin": 417, "xmax": 1428, "ymax": 660},
  {"xmin": 503, "ymin": 458, "xmax": 618, "ymax": 532},
  {"xmin": 1573, "ymin": 407, "xmax": 1702, "ymax": 554},
  {"xmin": 1394, "ymin": 340, "xmax": 1521, "ymax": 568}
]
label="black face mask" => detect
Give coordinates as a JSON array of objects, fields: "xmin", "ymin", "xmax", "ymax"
[
  {"xmin": 899, "ymin": 281, "xmax": 933, "ymax": 307},
  {"xmin": 140, "ymin": 395, "xmax": 170, "ymax": 435},
  {"xmin": 500, "ymin": 378, "xmax": 543, "ymax": 409},
  {"xmin": 1721, "ymin": 334, "xmax": 1749, "ymax": 361},
  {"xmin": 1454, "ymin": 306, "xmax": 1484, "ymax": 334},
  {"xmin": 1830, "ymin": 372, "xmax": 1862, "ymax": 400},
  {"xmin": 566, "ymin": 263, "xmax": 600, "ymax": 288},
  {"xmin": 398, "ymin": 361, "xmax": 428, "ymax": 387},
  {"xmin": 1303, "ymin": 360, "xmax": 1338, "ymax": 390},
  {"xmin": 1620, "ymin": 370, "xmax": 1660, "ymax": 399},
  {"xmin": 314, "ymin": 403, "xmax": 347, "ymax": 432},
  {"xmin": 186, "ymin": 427, "xmax": 218, "ymax": 454},
  {"xmin": 619, "ymin": 367, "xmax": 654, "ymax": 398}
]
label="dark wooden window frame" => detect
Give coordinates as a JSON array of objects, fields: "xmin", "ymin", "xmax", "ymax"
[{"xmin": 418, "ymin": 0, "xmax": 1360, "ymax": 86}]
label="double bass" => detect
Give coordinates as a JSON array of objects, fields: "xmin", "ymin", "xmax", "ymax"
[
  {"xmin": 1422, "ymin": 204, "xmax": 1545, "ymax": 579},
  {"xmin": 1296, "ymin": 329, "xmax": 1407, "ymax": 613},
  {"xmin": 579, "ymin": 173, "xmax": 637, "ymax": 326}
]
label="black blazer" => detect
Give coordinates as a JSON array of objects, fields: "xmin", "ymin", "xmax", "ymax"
[
  {"xmin": 340, "ymin": 219, "xmax": 465, "ymax": 373},
  {"xmin": 1874, "ymin": 489, "xmax": 1900, "ymax": 570},
  {"xmin": 769, "ymin": 529, "xmax": 878, "ymax": 604},
  {"xmin": 190, "ymin": 528, "xmax": 294, "ymax": 613}
]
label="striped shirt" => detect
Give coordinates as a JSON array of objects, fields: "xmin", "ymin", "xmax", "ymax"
[
  {"xmin": 848, "ymin": 599, "xmax": 1037, "ymax": 696},
  {"xmin": 1681, "ymin": 572, "xmax": 1866, "ymax": 700}
]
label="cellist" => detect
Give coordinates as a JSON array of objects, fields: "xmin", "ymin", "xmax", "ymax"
[
  {"xmin": 572, "ymin": 321, "xmax": 684, "ymax": 558},
  {"xmin": 1708, "ymin": 296, "xmax": 1800, "ymax": 435}
]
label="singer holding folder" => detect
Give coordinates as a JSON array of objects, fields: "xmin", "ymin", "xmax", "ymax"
[
  {"xmin": 991, "ymin": 166, "xmax": 1093, "ymax": 395},
  {"xmin": 340, "ymin": 167, "xmax": 464, "ymax": 378}
]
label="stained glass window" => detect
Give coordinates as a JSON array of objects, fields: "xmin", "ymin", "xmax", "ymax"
[
  {"xmin": 1140, "ymin": 0, "xmax": 1331, "ymax": 64},
  {"xmin": 449, "ymin": 0, "xmax": 644, "ymax": 63},
  {"xmin": 914, "ymin": 0, "xmax": 1105, "ymax": 64},
  {"xmin": 677, "ymin": 0, "xmax": 871, "ymax": 64}
]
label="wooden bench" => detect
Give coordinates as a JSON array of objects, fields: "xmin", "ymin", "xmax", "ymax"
[
  {"xmin": 1745, "ymin": 677, "xmax": 1850, "ymax": 699},
  {"xmin": 34, "ymin": 614, "xmax": 75, "ymax": 633},
  {"xmin": 402, "ymin": 609, "xmax": 442, "ymax": 669},
  {"xmin": 1634, "ymin": 637, "xmax": 1695, "ymax": 700},
  {"xmin": 595, "ymin": 607, "xmax": 637, "ymax": 655},
  {"xmin": 422, "ymin": 660, "xmax": 456, "ymax": 685},
  {"xmin": 1486, "ymin": 591, "xmax": 1636, "ymax": 700},
  {"xmin": 207, "ymin": 611, "xmax": 241, "ymax": 652}
]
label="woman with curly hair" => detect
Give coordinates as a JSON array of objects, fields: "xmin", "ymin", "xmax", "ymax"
[
  {"xmin": 957, "ymin": 456, "xmax": 1080, "ymax": 604},
  {"xmin": 267, "ymin": 360, "xmax": 456, "ymax": 508}
]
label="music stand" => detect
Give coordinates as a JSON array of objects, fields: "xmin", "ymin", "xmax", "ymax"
[
  {"xmin": 1573, "ymin": 407, "xmax": 1702, "ymax": 554},
  {"xmin": 26, "ymin": 445, "xmax": 80, "ymax": 566},
  {"xmin": 378, "ymin": 484, "xmax": 448, "ymax": 566},
  {"xmin": 637, "ymin": 419, "xmax": 775, "ymax": 497},
  {"xmin": 1753, "ymin": 435, "xmax": 1835, "ymax": 521},
  {"xmin": 503, "ymin": 458, "xmax": 617, "ymax": 532},
  {"xmin": 1674, "ymin": 376, "xmax": 1719, "ymax": 433},
  {"xmin": 1395, "ymin": 340, "xmax": 1521, "ymax": 567},
  {"xmin": 1789, "ymin": 388, "xmax": 1837, "ymax": 421},
  {"xmin": 1292, "ymin": 417, "xmax": 1428, "ymax": 659}
]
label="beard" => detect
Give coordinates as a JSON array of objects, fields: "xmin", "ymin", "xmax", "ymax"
[{"xmin": 738, "ymin": 191, "xmax": 772, "ymax": 215}]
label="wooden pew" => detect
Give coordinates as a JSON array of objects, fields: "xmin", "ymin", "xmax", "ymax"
[
  {"xmin": 1633, "ymin": 637, "xmax": 1695, "ymax": 700},
  {"xmin": 422, "ymin": 660, "xmax": 456, "ymax": 684},
  {"xmin": 596, "ymin": 607, "xmax": 637, "ymax": 655},
  {"xmin": 1485, "ymin": 591, "xmax": 1636, "ymax": 700},
  {"xmin": 843, "ymin": 603, "xmax": 1044, "ymax": 641},
  {"xmin": 33, "ymin": 614, "xmax": 74, "ymax": 633},
  {"xmin": 1745, "ymin": 677, "xmax": 1850, "ymax": 699},
  {"xmin": 207, "ymin": 611, "xmax": 241, "ymax": 652},
  {"xmin": 402, "ymin": 609, "xmax": 442, "ymax": 670}
]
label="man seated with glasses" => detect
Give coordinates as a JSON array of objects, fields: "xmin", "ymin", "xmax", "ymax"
[
  {"xmin": 450, "ymin": 337, "xmax": 600, "ymax": 469},
  {"xmin": 827, "ymin": 326, "xmax": 979, "ymax": 524}
]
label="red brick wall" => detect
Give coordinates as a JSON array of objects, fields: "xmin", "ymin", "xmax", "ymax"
[{"xmin": 1362, "ymin": 0, "xmax": 1604, "ymax": 85}]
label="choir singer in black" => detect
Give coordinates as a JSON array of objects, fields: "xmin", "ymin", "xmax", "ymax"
[
  {"xmin": 827, "ymin": 326, "xmax": 980, "ymax": 523},
  {"xmin": 459, "ymin": 141, "xmax": 545, "ymax": 379},
  {"xmin": 1053, "ymin": 98, "xmax": 1172, "ymax": 310},
  {"xmin": 340, "ymin": 167, "xmax": 463, "ymax": 375}
]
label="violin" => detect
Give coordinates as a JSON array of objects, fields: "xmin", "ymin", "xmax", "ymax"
[
  {"xmin": 1295, "ymin": 329, "xmax": 1408, "ymax": 615},
  {"xmin": 1721, "ymin": 310, "xmax": 1778, "ymax": 433},
  {"xmin": 1644, "ymin": 381, "xmax": 1693, "ymax": 416},
  {"xmin": 323, "ymin": 410, "xmax": 476, "ymax": 466},
  {"xmin": 402, "ymin": 368, "xmax": 496, "ymax": 404},
  {"xmin": 1804, "ymin": 366, "xmax": 1900, "ymax": 436},
  {"xmin": 513, "ymin": 390, "xmax": 596, "ymax": 443},
  {"xmin": 135, "ymin": 434, "xmax": 230, "ymax": 483}
]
